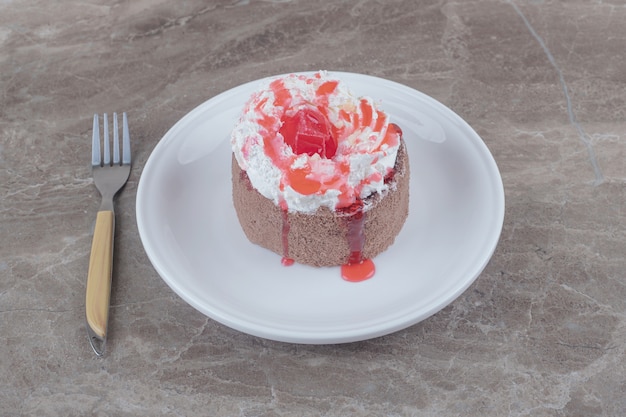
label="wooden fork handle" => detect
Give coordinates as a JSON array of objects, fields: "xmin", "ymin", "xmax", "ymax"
[{"xmin": 86, "ymin": 210, "xmax": 115, "ymax": 343}]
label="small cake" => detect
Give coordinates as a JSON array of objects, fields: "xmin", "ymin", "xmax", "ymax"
[{"xmin": 231, "ymin": 71, "xmax": 409, "ymax": 281}]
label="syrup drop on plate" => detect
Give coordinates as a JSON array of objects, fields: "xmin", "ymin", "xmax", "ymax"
[{"xmin": 341, "ymin": 259, "xmax": 375, "ymax": 282}]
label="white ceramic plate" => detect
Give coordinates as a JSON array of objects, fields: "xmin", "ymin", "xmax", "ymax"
[{"xmin": 136, "ymin": 72, "xmax": 505, "ymax": 344}]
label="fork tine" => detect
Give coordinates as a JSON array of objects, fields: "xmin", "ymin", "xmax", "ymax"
[
  {"xmin": 113, "ymin": 113, "xmax": 120, "ymax": 165},
  {"xmin": 103, "ymin": 113, "xmax": 110, "ymax": 166},
  {"xmin": 92, "ymin": 114, "xmax": 100, "ymax": 166},
  {"xmin": 122, "ymin": 112, "xmax": 131, "ymax": 165}
]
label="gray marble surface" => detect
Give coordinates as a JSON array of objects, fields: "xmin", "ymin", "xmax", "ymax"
[{"xmin": 1, "ymin": 0, "xmax": 625, "ymax": 416}]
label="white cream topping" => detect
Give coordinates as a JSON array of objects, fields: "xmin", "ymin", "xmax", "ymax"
[{"xmin": 231, "ymin": 71, "xmax": 401, "ymax": 213}]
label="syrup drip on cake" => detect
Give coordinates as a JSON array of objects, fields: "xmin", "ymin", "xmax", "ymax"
[
  {"xmin": 339, "ymin": 200, "xmax": 375, "ymax": 282},
  {"xmin": 279, "ymin": 199, "xmax": 295, "ymax": 266},
  {"xmin": 277, "ymin": 200, "xmax": 375, "ymax": 281}
]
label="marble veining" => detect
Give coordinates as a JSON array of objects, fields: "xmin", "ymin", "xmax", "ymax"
[
  {"xmin": 1, "ymin": 0, "xmax": 625, "ymax": 416},
  {"xmin": 508, "ymin": 0, "xmax": 604, "ymax": 185}
]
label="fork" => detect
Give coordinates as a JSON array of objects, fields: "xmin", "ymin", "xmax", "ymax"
[{"xmin": 85, "ymin": 112, "xmax": 131, "ymax": 356}]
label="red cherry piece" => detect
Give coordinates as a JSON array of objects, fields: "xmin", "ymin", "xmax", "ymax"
[{"xmin": 280, "ymin": 107, "xmax": 337, "ymax": 159}]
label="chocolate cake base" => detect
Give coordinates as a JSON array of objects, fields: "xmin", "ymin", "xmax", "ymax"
[{"xmin": 231, "ymin": 140, "xmax": 410, "ymax": 267}]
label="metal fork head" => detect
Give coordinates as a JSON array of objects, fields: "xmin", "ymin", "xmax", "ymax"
[
  {"xmin": 91, "ymin": 113, "xmax": 132, "ymax": 213},
  {"xmin": 92, "ymin": 112, "xmax": 131, "ymax": 168}
]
